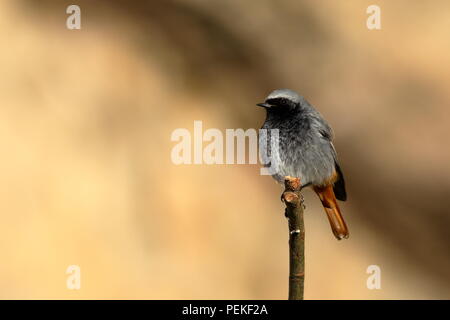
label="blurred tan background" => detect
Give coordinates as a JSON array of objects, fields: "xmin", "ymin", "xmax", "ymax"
[{"xmin": 0, "ymin": 0, "xmax": 449, "ymax": 299}]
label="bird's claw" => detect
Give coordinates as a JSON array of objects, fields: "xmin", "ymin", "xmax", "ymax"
[{"xmin": 300, "ymin": 194, "xmax": 306, "ymax": 210}]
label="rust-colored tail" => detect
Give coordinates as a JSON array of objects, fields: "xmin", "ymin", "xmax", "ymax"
[{"xmin": 314, "ymin": 185, "xmax": 349, "ymax": 240}]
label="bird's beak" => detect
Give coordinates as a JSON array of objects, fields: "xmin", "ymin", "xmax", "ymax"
[{"xmin": 257, "ymin": 102, "xmax": 271, "ymax": 108}]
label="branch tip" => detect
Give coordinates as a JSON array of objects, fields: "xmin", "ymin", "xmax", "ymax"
[{"xmin": 284, "ymin": 176, "xmax": 302, "ymax": 192}]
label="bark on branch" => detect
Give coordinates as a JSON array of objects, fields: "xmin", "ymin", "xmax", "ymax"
[{"xmin": 282, "ymin": 177, "xmax": 305, "ymax": 300}]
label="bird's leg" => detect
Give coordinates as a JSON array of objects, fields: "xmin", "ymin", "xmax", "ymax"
[
  {"xmin": 298, "ymin": 181, "xmax": 311, "ymax": 210},
  {"xmin": 300, "ymin": 193, "xmax": 306, "ymax": 210}
]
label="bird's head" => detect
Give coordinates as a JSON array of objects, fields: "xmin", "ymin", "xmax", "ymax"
[{"xmin": 256, "ymin": 89, "xmax": 303, "ymax": 113}]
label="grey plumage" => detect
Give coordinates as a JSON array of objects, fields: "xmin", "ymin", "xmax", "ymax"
[{"xmin": 258, "ymin": 89, "xmax": 346, "ymax": 200}]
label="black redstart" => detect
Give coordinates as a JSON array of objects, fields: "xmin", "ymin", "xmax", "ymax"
[{"xmin": 258, "ymin": 89, "xmax": 349, "ymax": 240}]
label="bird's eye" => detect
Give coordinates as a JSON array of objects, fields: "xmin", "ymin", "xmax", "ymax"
[
  {"xmin": 266, "ymin": 98, "xmax": 292, "ymax": 108},
  {"xmin": 278, "ymin": 98, "xmax": 290, "ymax": 107}
]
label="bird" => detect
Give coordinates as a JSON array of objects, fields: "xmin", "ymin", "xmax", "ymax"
[{"xmin": 257, "ymin": 89, "xmax": 349, "ymax": 240}]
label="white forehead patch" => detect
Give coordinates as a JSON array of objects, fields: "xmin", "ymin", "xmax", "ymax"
[{"xmin": 266, "ymin": 89, "xmax": 301, "ymax": 103}]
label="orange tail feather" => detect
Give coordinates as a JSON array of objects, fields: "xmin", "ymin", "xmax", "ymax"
[{"xmin": 314, "ymin": 185, "xmax": 349, "ymax": 240}]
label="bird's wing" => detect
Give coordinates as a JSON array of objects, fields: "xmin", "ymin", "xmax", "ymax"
[{"xmin": 311, "ymin": 111, "xmax": 347, "ymax": 201}]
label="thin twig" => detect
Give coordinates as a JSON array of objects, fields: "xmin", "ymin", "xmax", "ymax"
[{"xmin": 282, "ymin": 177, "xmax": 305, "ymax": 300}]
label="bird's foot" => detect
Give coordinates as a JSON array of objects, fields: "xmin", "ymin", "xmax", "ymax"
[{"xmin": 300, "ymin": 193, "xmax": 306, "ymax": 210}]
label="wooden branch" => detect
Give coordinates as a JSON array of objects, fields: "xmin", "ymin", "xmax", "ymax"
[{"xmin": 282, "ymin": 177, "xmax": 305, "ymax": 300}]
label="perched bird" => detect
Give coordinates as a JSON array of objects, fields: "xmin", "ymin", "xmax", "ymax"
[{"xmin": 257, "ymin": 89, "xmax": 349, "ymax": 240}]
